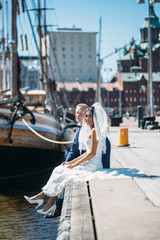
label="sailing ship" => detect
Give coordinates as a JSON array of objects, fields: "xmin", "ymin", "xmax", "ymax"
[{"xmin": 0, "ymin": 0, "xmax": 72, "ymax": 183}]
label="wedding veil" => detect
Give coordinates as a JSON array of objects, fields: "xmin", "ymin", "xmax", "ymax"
[{"xmin": 92, "ymin": 102, "xmax": 108, "ymax": 153}]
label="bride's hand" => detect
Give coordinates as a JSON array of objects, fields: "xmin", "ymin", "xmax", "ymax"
[
  {"xmin": 66, "ymin": 163, "xmax": 75, "ymax": 168},
  {"xmin": 61, "ymin": 162, "xmax": 68, "ymax": 165}
]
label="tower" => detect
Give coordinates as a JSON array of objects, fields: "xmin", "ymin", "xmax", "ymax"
[{"xmin": 140, "ymin": 3, "xmax": 160, "ymax": 46}]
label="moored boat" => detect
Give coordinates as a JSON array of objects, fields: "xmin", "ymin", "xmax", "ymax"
[
  {"xmin": 0, "ymin": 1, "xmax": 71, "ymax": 184},
  {"xmin": 0, "ymin": 100, "xmax": 64, "ymax": 182}
]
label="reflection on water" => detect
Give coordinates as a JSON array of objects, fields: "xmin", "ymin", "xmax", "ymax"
[{"xmin": 0, "ymin": 185, "xmax": 60, "ymax": 239}]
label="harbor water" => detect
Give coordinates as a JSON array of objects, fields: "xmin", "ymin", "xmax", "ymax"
[{"xmin": 0, "ymin": 175, "xmax": 60, "ymax": 240}]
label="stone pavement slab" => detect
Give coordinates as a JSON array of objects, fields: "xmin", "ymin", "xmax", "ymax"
[
  {"xmin": 70, "ymin": 181, "xmax": 94, "ymax": 240},
  {"xmin": 108, "ymin": 129, "xmax": 160, "ymax": 207},
  {"xmin": 89, "ymin": 178, "xmax": 160, "ymax": 240}
]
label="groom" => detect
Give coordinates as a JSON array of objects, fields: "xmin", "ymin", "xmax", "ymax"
[{"xmin": 45, "ymin": 103, "xmax": 111, "ymax": 218}]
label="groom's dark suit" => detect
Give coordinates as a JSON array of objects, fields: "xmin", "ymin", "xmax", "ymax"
[
  {"xmin": 65, "ymin": 125, "xmax": 84, "ymax": 162},
  {"xmin": 55, "ymin": 125, "xmax": 111, "ymax": 210}
]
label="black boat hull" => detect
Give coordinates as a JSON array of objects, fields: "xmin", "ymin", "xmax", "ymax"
[{"xmin": 0, "ymin": 146, "xmax": 64, "ymax": 183}]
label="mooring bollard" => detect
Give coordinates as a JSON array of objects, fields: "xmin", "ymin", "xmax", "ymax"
[{"xmin": 118, "ymin": 128, "xmax": 130, "ymax": 147}]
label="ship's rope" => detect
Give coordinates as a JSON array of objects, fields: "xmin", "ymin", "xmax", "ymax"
[
  {"xmin": 0, "ymin": 126, "xmax": 10, "ymax": 134},
  {"xmin": 17, "ymin": 111, "xmax": 74, "ymax": 145}
]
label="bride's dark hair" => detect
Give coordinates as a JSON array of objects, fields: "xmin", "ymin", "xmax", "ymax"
[{"xmin": 86, "ymin": 106, "xmax": 95, "ymax": 117}]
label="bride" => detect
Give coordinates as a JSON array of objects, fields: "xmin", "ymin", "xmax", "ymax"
[{"xmin": 24, "ymin": 102, "xmax": 108, "ymax": 215}]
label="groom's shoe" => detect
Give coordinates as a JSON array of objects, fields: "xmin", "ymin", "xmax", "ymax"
[{"xmin": 45, "ymin": 208, "xmax": 61, "ymax": 218}]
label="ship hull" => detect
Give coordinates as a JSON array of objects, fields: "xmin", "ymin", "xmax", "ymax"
[
  {"xmin": 0, "ymin": 109, "xmax": 64, "ymax": 184},
  {"xmin": 0, "ymin": 145, "xmax": 64, "ymax": 181}
]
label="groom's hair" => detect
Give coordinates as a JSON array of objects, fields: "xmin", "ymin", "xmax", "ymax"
[{"xmin": 76, "ymin": 103, "xmax": 88, "ymax": 111}]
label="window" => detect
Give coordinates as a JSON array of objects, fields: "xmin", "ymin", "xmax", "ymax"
[
  {"xmin": 63, "ymin": 68, "xmax": 67, "ymax": 73},
  {"xmin": 126, "ymin": 97, "xmax": 128, "ymax": 102},
  {"xmin": 79, "ymin": 54, "xmax": 82, "ymax": 59},
  {"xmin": 130, "ymin": 97, "xmax": 132, "ymax": 102},
  {"xmin": 111, "ymin": 98, "xmax": 113, "ymax": 102},
  {"xmin": 54, "ymin": 69, "xmax": 57, "ymax": 73},
  {"xmin": 88, "ymin": 47, "xmax": 91, "ymax": 52},
  {"xmin": 130, "ymin": 89, "xmax": 132, "ymax": 93},
  {"xmin": 153, "ymin": 61, "xmax": 157, "ymax": 67},
  {"xmin": 53, "ymin": 38, "xmax": 56, "ymax": 45},
  {"xmin": 125, "ymin": 89, "xmax": 128, "ymax": 93},
  {"xmin": 62, "ymin": 38, "xmax": 66, "ymax": 44},
  {"xmin": 78, "ymin": 38, "xmax": 82, "ymax": 44},
  {"xmin": 70, "ymin": 38, "xmax": 74, "ymax": 44},
  {"xmin": 62, "ymin": 47, "xmax": 65, "ymax": 51},
  {"xmin": 71, "ymin": 54, "xmax": 74, "ymax": 59},
  {"xmin": 134, "ymin": 97, "xmax": 136, "ymax": 102},
  {"xmin": 71, "ymin": 47, "xmax": 74, "ymax": 51},
  {"xmin": 79, "ymin": 68, "xmax": 83, "ymax": 73},
  {"xmin": 88, "ymin": 54, "xmax": 92, "ymax": 59},
  {"xmin": 143, "ymin": 97, "xmax": 146, "ymax": 102},
  {"xmin": 63, "ymin": 61, "xmax": 66, "ymax": 66},
  {"xmin": 140, "ymin": 97, "xmax": 142, "ymax": 102},
  {"xmin": 134, "ymin": 90, "xmax": 136, "ymax": 93},
  {"xmin": 62, "ymin": 54, "xmax": 66, "ymax": 59},
  {"xmin": 71, "ymin": 68, "xmax": 74, "ymax": 73},
  {"xmin": 79, "ymin": 47, "xmax": 82, "ymax": 51},
  {"xmin": 88, "ymin": 38, "xmax": 92, "ymax": 45},
  {"xmin": 71, "ymin": 61, "xmax": 74, "ymax": 66}
]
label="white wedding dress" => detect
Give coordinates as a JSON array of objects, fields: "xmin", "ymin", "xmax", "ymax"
[{"xmin": 42, "ymin": 138, "xmax": 103, "ymax": 198}]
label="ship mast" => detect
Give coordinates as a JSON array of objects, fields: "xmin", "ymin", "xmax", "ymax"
[
  {"xmin": 96, "ymin": 17, "xmax": 102, "ymax": 103},
  {"xmin": 37, "ymin": 0, "xmax": 45, "ymax": 91},
  {"xmin": 11, "ymin": 0, "xmax": 18, "ymax": 97}
]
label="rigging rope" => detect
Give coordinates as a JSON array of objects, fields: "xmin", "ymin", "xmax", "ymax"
[
  {"xmin": 0, "ymin": 126, "xmax": 10, "ymax": 134},
  {"xmin": 17, "ymin": 111, "xmax": 73, "ymax": 145}
]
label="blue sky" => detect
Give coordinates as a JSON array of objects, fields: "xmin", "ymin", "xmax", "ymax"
[
  {"xmin": 2, "ymin": 0, "xmax": 160, "ymax": 82},
  {"xmin": 51, "ymin": 0, "xmax": 160, "ymax": 81}
]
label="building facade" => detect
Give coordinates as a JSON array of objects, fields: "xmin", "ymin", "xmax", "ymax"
[
  {"xmin": 43, "ymin": 28, "xmax": 97, "ymax": 83},
  {"xmin": 56, "ymin": 82, "xmax": 120, "ymax": 110},
  {"xmin": 112, "ymin": 3, "xmax": 160, "ymax": 112}
]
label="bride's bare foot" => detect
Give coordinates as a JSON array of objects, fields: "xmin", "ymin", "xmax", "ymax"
[{"xmin": 43, "ymin": 196, "xmax": 57, "ymax": 212}]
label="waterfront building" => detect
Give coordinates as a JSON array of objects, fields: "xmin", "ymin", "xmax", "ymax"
[
  {"xmin": 112, "ymin": 4, "xmax": 160, "ymax": 112},
  {"xmin": 56, "ymin": 82, "xmax": 120, "ymax": 110},
  {"xmin": 43, "ymin": 27, "xmax": 97, "ymax": 83}
]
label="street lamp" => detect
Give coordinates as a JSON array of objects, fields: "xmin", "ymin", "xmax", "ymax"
[
  {"xmin": 137, "ymin": 0, "xmax": 160, "ymax": 116},
  {"xmin": 104, "ymin": 67, "xmax": 112, "ymax": 109}
]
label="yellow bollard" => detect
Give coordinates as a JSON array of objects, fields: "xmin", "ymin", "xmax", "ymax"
[{"xmin": 118, "ymin": 128, "xmax": 130, "ymax": 147}]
